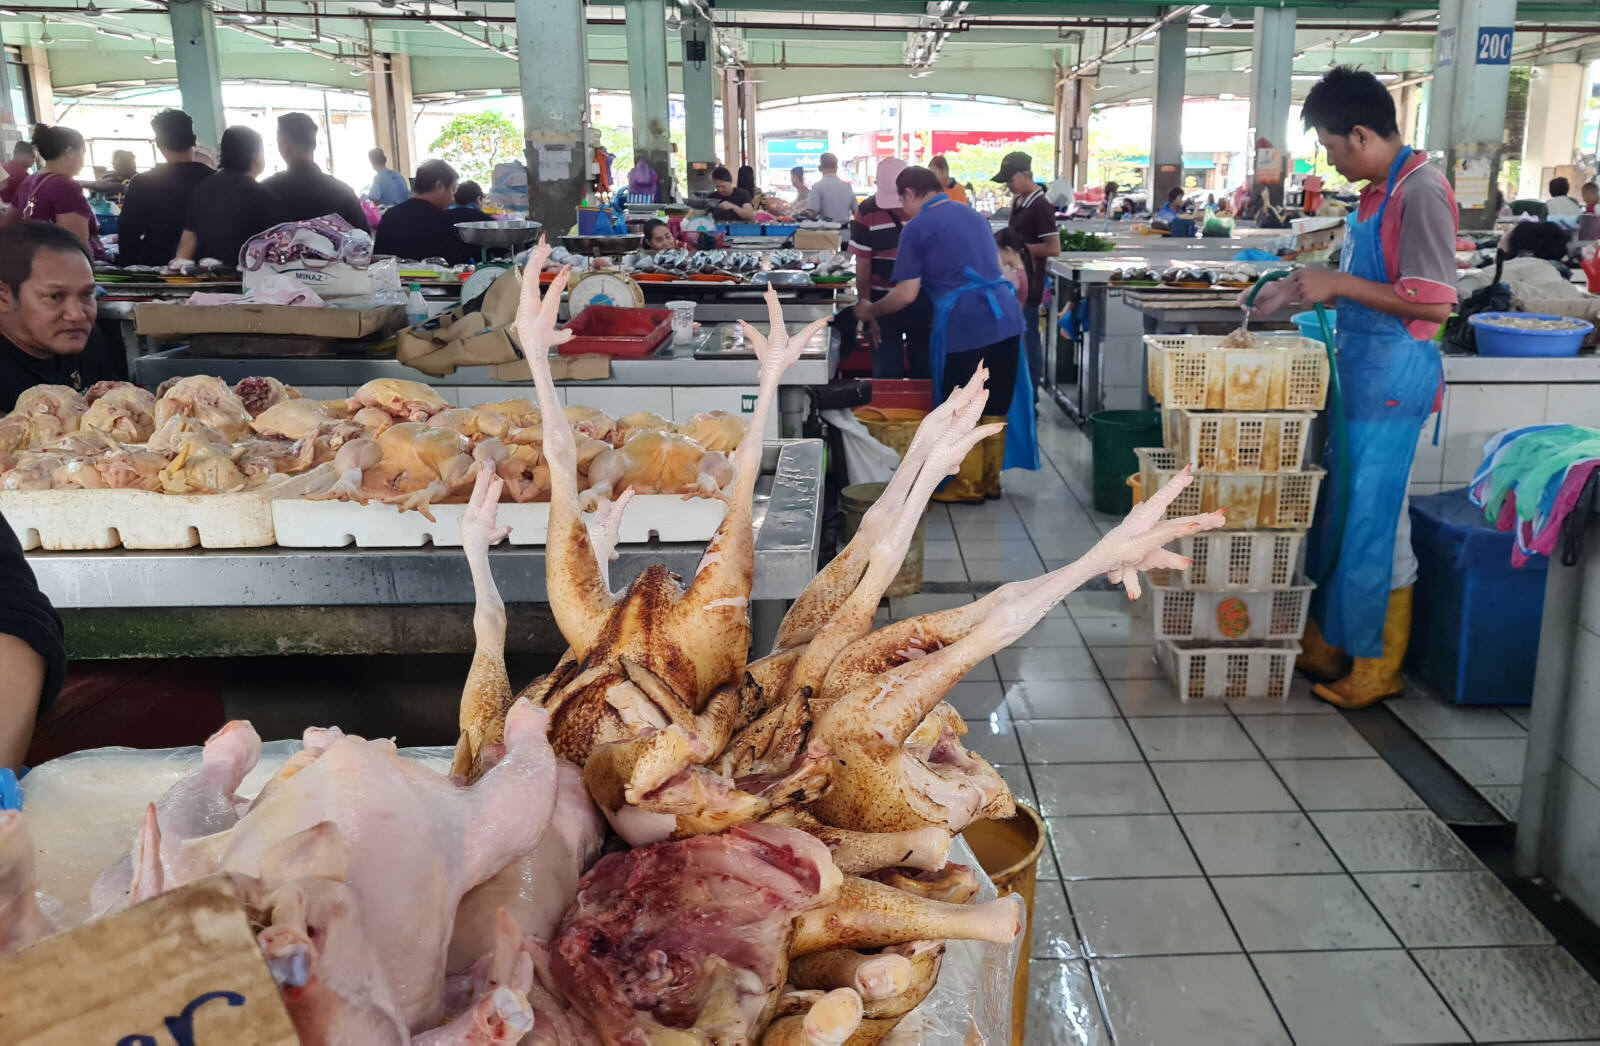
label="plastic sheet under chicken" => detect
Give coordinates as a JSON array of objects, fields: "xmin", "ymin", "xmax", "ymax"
[{"xmin": 16, "ymin": 742, "xmax": 1019, "ymax": 1045}]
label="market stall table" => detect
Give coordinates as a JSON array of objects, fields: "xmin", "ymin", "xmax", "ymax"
[{"xmin": 25, "ymin": 440, "xmax": 823, "ymax": 659}]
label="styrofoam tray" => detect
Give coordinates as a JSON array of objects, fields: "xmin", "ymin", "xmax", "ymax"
[
  {"xmin": 1, "ymin": 471, "xmax": 327, "ymax": 551},
  {"xmin": 270, "ymin": 493, "xmax": 730, "ymax": 548}
]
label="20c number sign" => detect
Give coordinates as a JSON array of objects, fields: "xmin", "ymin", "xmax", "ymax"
[{"xmin": 1476, "ymin": 27, "xmax": 1513, "ymax": 65}]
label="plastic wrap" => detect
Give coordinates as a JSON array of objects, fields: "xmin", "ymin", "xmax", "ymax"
[{"xmin": 18, "ymin": 744, "xmax": 1020, "ymax": 1044}]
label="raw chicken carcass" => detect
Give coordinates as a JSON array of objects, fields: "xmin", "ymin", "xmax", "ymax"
[
  {"xmin": 613, "ymin": 411, "xmax": 675, "ymax": 445},
  {"xmin": 308, "ymin": 422, "xmax": 477, "ymax": 520},
  {"xmin": 349, "ymin": 378, "xmax": 449, "ymax": 422},
  {"xmin": 251, "ymin": 398, "xmax": 345, "ymax": 441},
  {"xmin": 154, "ymin": 375, "xmax": 255, "ymax": 441},
  {"xmin": 561, "ymin": 405, "xmax": 616, "ymax": 445},
  {"xmin": 581, "ymin": 430, "xmax": 733, "ymax": 507},
  {"xmin": 431, "ymin": 400, "xmax": 541, "ymax": 444},
  {"xmin": 80, "ymin": 381, "xmax": 158, "ymax": 442},
  {"xmin": 0, "ymin": 810, "xmax": 55, "ymax": 956},
  {"xmin": 679, "ymin": 410, "xmax": 748, "ymax": 453},
  {"xmin": 4, "ymin": 384, "xmax": 86, "ymax": 449},
  {"xmin": 550, "ymin": 823, "xmax": 842, "ymax": 1044},
  {"xmin": 235, "ymin": 375, "xmax": 301, "ymax": 417},
  {"xmin": 157, "ymin": 427, "xmax": 250, "ymax": 494},
  {"xmin": 175, "ymin": 699, "xmax": 561, "ymax": 1032}
]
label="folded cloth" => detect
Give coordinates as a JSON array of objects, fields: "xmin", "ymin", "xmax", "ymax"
[{"xmin": 1469, "ymin": 424, "xmax": 1600, "ymax": 566}]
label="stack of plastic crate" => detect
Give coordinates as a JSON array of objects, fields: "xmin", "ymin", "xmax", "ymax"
[{"xmin": 1133, "ymin": 333, "xmax": 1331, "ymax": 702}]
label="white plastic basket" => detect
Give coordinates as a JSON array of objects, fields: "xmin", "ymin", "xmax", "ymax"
[
  {"xmin": 1158, "ymin": 639, "xmax": 1301, "ymax": 702},
  {"xmin": 1136, "ymin": 447, "xmax": 1325, "ymax": 529},
  {"xmin": 1146, "ymin": 531, "xmax": 1307, "ymax": 590},
  {"xmin": 1145, "ymin": 334, "xmax": 1330, "ymax": 411},
  {"xmin": 1163, "ymin": 410, "xmax": 1316, "ymax": 473},
  {"xmin": 1150, "ymin": 575, "xmax": 1315, "ymax": 641}
]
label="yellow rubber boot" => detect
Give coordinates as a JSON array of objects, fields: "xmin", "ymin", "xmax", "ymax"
[
  {"xmin": 980, "ymin": 414, "xmax": 1007, "ymax": 500},
  {"xmin": 932, "ymin": 441, "xmax": 986, "ymax": 504},
  {"xmin": 1295, "ymin": 617, "xmax": 1348, "ymax": 682},
  {"xmin": 1313, "ymin": 586, "xmax": 1413, "ymax": 709}
]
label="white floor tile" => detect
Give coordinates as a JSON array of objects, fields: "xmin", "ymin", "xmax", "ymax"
[
  {"xmin": 1048, "ymin": 814, "xmax": 1201, "ymax": 879},
  {"xmin": 1272, "ymin": 758, "xmax": 1427, "ymax": 811},
  {"xmin": 1091, "ymin": 954, "xmax": 1292, "ymax": 1046},
  {"xmin": 1006, "ymin": 680, "xmax": 1119, "ymax": 719},
  {"xmin": 1111, "ymin": 677, "xmax": 1230, "ymax": 717},
  {"xmin": 1309, "ymin": 810, "xmax": 1481, "ymax": 873},
  {"xmin": 1091, "ymin": 645, "xmax": 1165, "ymax": 680},
  {"xmin": 1030, "ymin": 762, "xmax": 1169, "ymax": 816},
  {"xmin": 1411, "ymin": 946, "xmax": 1600, "ymax": 1042},
  {"xmin": 961, "ymin": 718, "xmax": 1024, "ymax": 765},
  {"xmin": 1031, "ymin": 879, "xmax": 1081, "ymax": 959},
  {"xmin": 1069, "ymin": 877, "xmax": 1239, "ymax": 957},
  {"xmin": 1356, "ymin": 871, "xmax": 1556, "ymax": 947},
  {"xmin": 1389, "ymin": 694, "xmax": 1529, "ymax": 739},
  {"xmin": 1255, "ymin": 950, "xmax": 1469, "ymax": 1046},
  {"xmin": 1074, "ymin": 615, "xmax": 1156, "ymax": 647},
  {"xmin": 1128, "ymin": 717, "xmax": 1261, "ymax": 762},
  {"xmin": 943, "ymin": 679, "xmax": 1009, "ymax": 720},
  {"xmin": 996, "ymin": 647, "xmax": 1102, "ymax": 682},
  {"xmin": 1026, "ymin": 960, "xmax": 1111, "ymax": 1046},
  {"xmin": 1237, "ymin": 715, "xmax": 1375, "ymax": 759},
  {"xmin": 1212, "ymin": 875, "xmax": 1400, "ymax": 951},
  {"xmin": 1178, "ymin": 812, "xmax": 1342, "ymax": 876},
  {"xmin": 1151, "ymin": 761, "xmax": 1298, "ymax": 813},
  {"xmin": 1016, "ymin": 719, "xmax": 1143, "ymax": 764},
  {"xmin": 1427, "ymin": 736, "xmax": 1528, "ymax": 787}
]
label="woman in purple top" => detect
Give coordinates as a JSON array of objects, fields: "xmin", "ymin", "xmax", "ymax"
[{"xmin": 14, "ymin": 124, "xmax": 104, "ymax": 261}]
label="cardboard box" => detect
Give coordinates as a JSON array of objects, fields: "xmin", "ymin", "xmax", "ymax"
[
  {"xmin": 242, "ymin": 259, "xmax": 380, "ymax": 298},
  {"xmin": 136, "ymin": 302, "xmax": 405, "ymax": 340},
  {"xmin": 490, "ymin": 353, "xmax": 612, "ymax": 381},
  {"xmin": 0, "ymin": 877, "xmax": 299, "ymax": 1046},
  {"xmin": 793, "ymin": 228, "xmax": 842, "ymax": 251}
]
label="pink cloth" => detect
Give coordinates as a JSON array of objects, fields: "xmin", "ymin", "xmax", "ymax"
[{"xmin": 1512, "ymin": 460, "xmax": 1600, "ymax": 567}]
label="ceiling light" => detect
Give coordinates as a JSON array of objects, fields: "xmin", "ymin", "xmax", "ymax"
[
  {"xmin": 1217, "ymin": 7, "xmax": 1234, "ymax": 27},
  {"xmin": 1375, "ymin": 73, "xmax": 1399, "ymax": 81},
  {"xmin": 1190, "ymin": 4, "xmax": 1209, "ymax": 13},
  {"xmin": 1187, "ymin": 46, "xmax": 1210, "ymax": 54},
  {"xmin": 97, "ymin": 26, "xmax": 134, "ymax": 38},
  {"xmin": 0, "ymin": 9, "xmax": 17, "ymax": 16},
  {"xmin": 473, "ymin": 17, "xmax": 487, "ymax": 26},
  {"xmin": 236, "ymin": 11, "xmax": 261, "ymax": 22},
  {"xmin": 1350, "ymin": 30, "xmax": 1379, "ymax": 42},
  {"xmin": 1291, "ymin": 74, "xmax": 1322, "ymax": 81}
]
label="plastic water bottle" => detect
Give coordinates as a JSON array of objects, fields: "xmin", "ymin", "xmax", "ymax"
[{"xmin": 406, "ymin": 283, "xmax": 427, "ymax": 327}]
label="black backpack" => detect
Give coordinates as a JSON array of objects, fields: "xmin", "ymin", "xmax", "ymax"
[{"xmin": 1443, "ymin": 251, "xmax": 1511, "ymax": 354}]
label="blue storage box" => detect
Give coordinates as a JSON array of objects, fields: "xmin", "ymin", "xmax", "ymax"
[
  {"xmin": 724, "ymin": 223, "xmax": 765, "ymax": 237},
  {"xmin": 1407, "ymin": 487, "xmax": 1548, "ymax": 705}
]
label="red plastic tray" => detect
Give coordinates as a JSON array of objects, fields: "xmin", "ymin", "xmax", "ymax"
[
  {"xmin": 867, "ymin": 379, "xmax": 934, "ymax": 411},
  {"xmin": 559, "ymin": 306, "xmax": 674, "ymax": 358}
]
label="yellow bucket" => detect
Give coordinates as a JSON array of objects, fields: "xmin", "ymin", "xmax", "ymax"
[
  {"xmin": 840, "ymin": 482, "xmax": 924, "ymax": 598},
  {"xmin": 853, "ymin": 406, "xmax": 927, "ymax": 462},
  {"xmin": 964, "ymin": 804, "xmax": 1046, "ymax": 1046}
]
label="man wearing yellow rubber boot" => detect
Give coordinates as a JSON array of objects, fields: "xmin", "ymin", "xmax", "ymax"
[
  {"xmin": 1244, "ymin": 68, "xmax": 1456, "ymax": 709},
  {"xmin": 856, "ymin": 165, "xmax": 1038, "ymax": 503}
]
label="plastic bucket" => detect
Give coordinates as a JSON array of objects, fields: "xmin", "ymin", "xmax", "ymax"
[
  {"xmin": 840, "ymin": 481, "xmax": 924, "ymax": 597},
  {"xmin": 1090, "ymin": 410, "xmax": 1163, "ymax": 514},
  {"xmin": 854, "ymin": 407, "xmax": 927, "ymax": 462},
  {"xmin": 665, "ymin": 300, "xmax": 696, "ymax": 344},
  {"xmin": 1292, "ymin": 309, "xmax": 1336, "ymax": 343},
  {"xmin": 966, "ymin": 804, "xmax": 1046, "ymax": 1046}
]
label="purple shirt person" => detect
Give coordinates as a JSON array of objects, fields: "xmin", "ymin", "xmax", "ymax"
[{"xmin": 13, "ymin": 124, "xmax": 104, "ymax": 261}]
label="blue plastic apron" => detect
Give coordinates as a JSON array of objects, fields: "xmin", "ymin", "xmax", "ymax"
[
  {"xmin": 1307, "ymin": 146, "xmax": 1442, "ymax": 657},
  {"xmin": 924, "ymin": 196, "xmax": 1040, "ymax": 471}
]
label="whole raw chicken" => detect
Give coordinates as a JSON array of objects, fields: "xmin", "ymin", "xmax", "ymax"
[
  {"xmin": 348, "ymin": 378, "xmax": 450, "ymax": 422},
  {"xmin": 80, "ymin": 381, "xmax": 158, "ymax": 442},
  {"xmin": 679, "ymin": 410, "xmax": 749, "ymax": 453},
  {"xmin": 581, "ymin": 430, "xmax": 733, "ymax": 506},
  {"xmin": 562, "ymin": 405, "xmax": 616, "ymax": 445},
  {"xmin": 2, "ymin": 384, "xmax": 86, "ymax": 449},
  {"xmin": 613, "ymin": 411, "xmax": 675, "ymax": 445},
  {"xmin": 156, "ymin": 424, "xmax": 250, "ymax": 494},
  {"xmin": 310, "ymin": 421, "xmax": 478, "ymax": 520},
  {"xmin": 234, "ymin": 375, "xmax": 301, "ymax": 417},
  {"xmin": 154, "ymin": 375, "xmax": 255, "ymax": 441}
]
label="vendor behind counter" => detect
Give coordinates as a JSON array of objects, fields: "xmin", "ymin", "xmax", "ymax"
[
  {"xmin": 0, "ymin": 223, "xmax": 118, "ymax": 412},
  {"xmin": 374, "ymin": 159, "xmax": 473, "ymax": 266}
]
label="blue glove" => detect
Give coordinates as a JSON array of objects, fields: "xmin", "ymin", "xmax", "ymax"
[{"xmin": 0, "ymin": 768, "xmax": 21, "ymax": 811}]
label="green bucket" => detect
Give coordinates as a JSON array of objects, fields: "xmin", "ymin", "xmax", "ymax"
[{"xmin": 1090, "ymin": 409, "xmax": 1163, "ymax": 515}]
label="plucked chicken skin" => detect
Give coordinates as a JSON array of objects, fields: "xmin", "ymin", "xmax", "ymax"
[
  {"xmin": 679, "ymin": 410, "xmax": 749, "ymax": 453},
  {"xmin": 153, "ymin": 375, "xmax": 255, "ymax": 441},
  {"xmin": 350, "ymin": 378, "xmax": 450, "ymax": 422},
  {"xmin": 582, "ymin": 430, "xmax": 733, "ymax": 507},
  {"xmin": 4, "ymin": 384, "xmax": 86, "ymax": 449},
  {"xmin": 80, "ymin": 381, "xmax": 158, "ymax": 442},
  {"xmin": 309, "ymin": 421, "xmax": 477, "ymax": 520}
]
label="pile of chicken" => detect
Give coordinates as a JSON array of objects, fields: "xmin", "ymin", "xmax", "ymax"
[
  {"xmin": 0, "ymin": 374, "xmax": 747, "ymax": 517},
  {"xmin": 0, "ymin": 244, "xmax": 1224, "ymax": 1046}
]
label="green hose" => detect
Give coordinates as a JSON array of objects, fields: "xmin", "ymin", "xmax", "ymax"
[{"xmin": 1245, "ymin": 272, "xmax": 1347, "ymax": 584}]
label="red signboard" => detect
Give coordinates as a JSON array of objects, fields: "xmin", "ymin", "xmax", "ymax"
[{"xmin": 849, "ymin": 130, "xmax": 1053, "ymax": 162}]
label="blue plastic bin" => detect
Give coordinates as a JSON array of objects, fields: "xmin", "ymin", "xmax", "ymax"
[
  {"xmin": 1407, "ymin": 488, "xmax": 1548, "ymax": 705},
  {"xmin": 1469, "ymin": 312, "xmax": 1591, "ymax": 358},
  {"xmin": 1292, "ymin": 309, "xmax": 1336, "ymax": 342}
]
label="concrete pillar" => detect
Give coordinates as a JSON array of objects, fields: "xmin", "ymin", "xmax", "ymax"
[
  {"xmin": 1248, "ymin": 6, "xmax": 1296, "ymax": 208},
  {"xmin": 1519, "ymin": 63, "xmax": 1585, "ymax": 199},
  {"xmin": 0, "ymin": 24, "xmax": 21, "ymax": 152},
  {"xmin": 167, "ymin": 0, "xmax": 226, "ymax": 155},
  {"xmin": 516, "ymin": 0, "xmax": 589, "ymax": 231},
  {"xmin": 1427, "ymin": 0, "xmax": 1518, "ymax": 230},
  {"xmin": 368, "ymin": 55, "xmax": 417, "ymax": 181},
  {"xmin": 22, "ymin": 46, "xmax": 54, "ymax": 124},
  {"xmin": 624, "ymin": 0, "xmax": 672, "ymax": 196},
  {"xmin": 680, "ymin": 7, "xmax": 716, "ymax": 176},
  {"xmin": 741, "ymin": 78, "xmax": 758, "ymax": 174},
  {"xmin": 1056, "ymin": 73, "xmax": 1091, "ymax": 186},
  {"xmin": 721, "ymin": 66, "xmax": 741, "ymax": 167},
  {"xmin": 1149, "ymin": 20, "xmax": 1186, "ymax": 204},
  {"xmin": 1393, "ymin": 82, "xmax": 1421, "ymax": 145}
]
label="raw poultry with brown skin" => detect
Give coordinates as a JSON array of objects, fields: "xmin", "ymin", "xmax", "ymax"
[{"xmin": 0, "ymin": 240, "xmax": 1224, "ymax": 1045}]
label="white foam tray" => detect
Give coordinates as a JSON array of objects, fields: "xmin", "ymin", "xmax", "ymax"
[
  {"xmin": 270, "ymin": 493, "xmax": 729, "ymax": 548},
  {"xmin": 1, "ymin": 472, "xmax": 326, "ymax": 551}
]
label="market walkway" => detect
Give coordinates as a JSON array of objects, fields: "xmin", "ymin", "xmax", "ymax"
[{"xmin": 886, "ymin": 407, "xmax": 1600, "ymax": 1045}]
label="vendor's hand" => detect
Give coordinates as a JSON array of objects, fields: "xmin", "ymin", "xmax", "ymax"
[
  {"xmin": 166, "ymin": 257, "xmax": 195, "ymax": 275},
  {"xmin": 855, "ymin": 300, "xmax": 875, "ymax": 324},
  {"xmin": 1293, "ymin": 267, "xmax": 1345, "ymax": 305},
  {"xmin": 861, "ymin": 318, "xmax": 882, "ymax": 348},
  {"xmin": 1238, "ymin": 275, "xmax": 1297, "ymax": 317}
]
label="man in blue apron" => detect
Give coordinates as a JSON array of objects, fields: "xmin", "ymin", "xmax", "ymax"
[
  {"xmin": 856, "ymin": 165, "xmax": 1039, "ymax": 502},
  {"xmin": 1245, "ymin": 67, "xmax": 1457, "ymax": 708}
]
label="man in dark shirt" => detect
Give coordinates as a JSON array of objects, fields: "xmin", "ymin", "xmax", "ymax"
[
  {"xmin": 707, "ymin": 166, "xmax": 755, "ymax": 222},
  {"xmin": 850, "ymin": 158, "xmax": 931, "ymax": 378},
  {"xmin": 0, "ymin": 223, "xmax": 119, "ymax": 411},
  {"xmin": 373, "ymin": 160, "xmax": 472, "ymax": 265},
  {"xmin": 0, "ymin": 141, "xmax": 35, "ymax": 208},
  {"xmin": 0, "ymin": 507, "xmax": 64, "ymax": 772},
  {"xmin": 992, "ymin": 151, "xmax": 1059, "ymax": 389},
  {"xmin": 179, "ymin": 125, "xmax": 281, "ymax": 268},
  {"xmin": 116, "ymin": 109, "xmax": 214, "ymax": 266},
  {"xmin": 260, "ymin": 112, "xmax": 370, "ymax": 232}
]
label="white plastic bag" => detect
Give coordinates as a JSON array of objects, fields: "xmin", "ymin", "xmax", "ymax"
[{"xmin": 821, "ymin": 408, "xmax": 902, "ymax": 486}]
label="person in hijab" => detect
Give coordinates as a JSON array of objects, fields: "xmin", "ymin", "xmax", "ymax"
[{"xmin": 626, "ymin": 157, "xmax": 659, "ymax": 204}]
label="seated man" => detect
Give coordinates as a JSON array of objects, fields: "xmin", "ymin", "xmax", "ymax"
[
  {"xmin": 0, "ymin": 222, "xmax": 119, "ymax": 411},
  {"xmin": 0, "ymin": 510, "xmax": 64, "ymax": 772},
  {"xmin": 373, "ymin": 159, "xmax": 472, "ymax": 265}
]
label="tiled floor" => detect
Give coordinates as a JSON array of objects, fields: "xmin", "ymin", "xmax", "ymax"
[
  {"xmin": 902, "ymin": 409, "xmax": 1600, "ymax": 1045},
  {"xmin": 1387, "ymin": 688, "xmax": 1530, "ymax": 820}
]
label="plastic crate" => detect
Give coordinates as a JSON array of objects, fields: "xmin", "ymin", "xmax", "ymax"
[
  {"xmin": 1407, "ymin": 488, "xmax": 1548, "ymax": 705},
  {"xmin": 1163, "ymin": 410, "xmax": 1316, "ymax": 472},
  {"xmin": 1147, "ymin": 531, "xmax": 1307, "ymax": 590},
  {"xmin": 1145, "ymin": 334, "xmax": 1330, "ymax": 411},
  {"xmin": 1158, "ymin": 639, "xmax": 1301, "ymax": 702},
  {"xmin": 1151, "ymin": 575, "xmax": 1315, "ymax": 641},
  {"xmin": 1135, "ymin": 448, "xmax": 1325, "ymax": 529},
  {"xmin": 559, "ymin": 306, "xmax": 673, "ymax": 358}
]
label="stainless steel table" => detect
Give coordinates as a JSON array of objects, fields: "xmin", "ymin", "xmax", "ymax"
[{"xmin": 28, "ymin": 441, "xmax": 824, "ymax": 657}]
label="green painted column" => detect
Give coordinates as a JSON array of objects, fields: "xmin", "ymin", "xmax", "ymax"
[
  {"xmin": 167, "ymin": 0, "xmax": 226, "ymax": 154},
  {"xmin": 680, "ymin": 4, "xmax": 717, "ymax": 192},
  {"xmin": 516, "ymin": 0, "xmax": 590, "ymax": 231},
  {"xmin": 625, "ymin": 0, "xmax": 673, "ymax": 198},
  {"xmin": 1149, "ymin": 19, "xmax": 1186, "ymax": 204}
]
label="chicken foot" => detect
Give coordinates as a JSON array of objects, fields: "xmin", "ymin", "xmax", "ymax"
[{"xmin": 454, "ymin": 465, "xmax": 516, "ymax": 779}]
